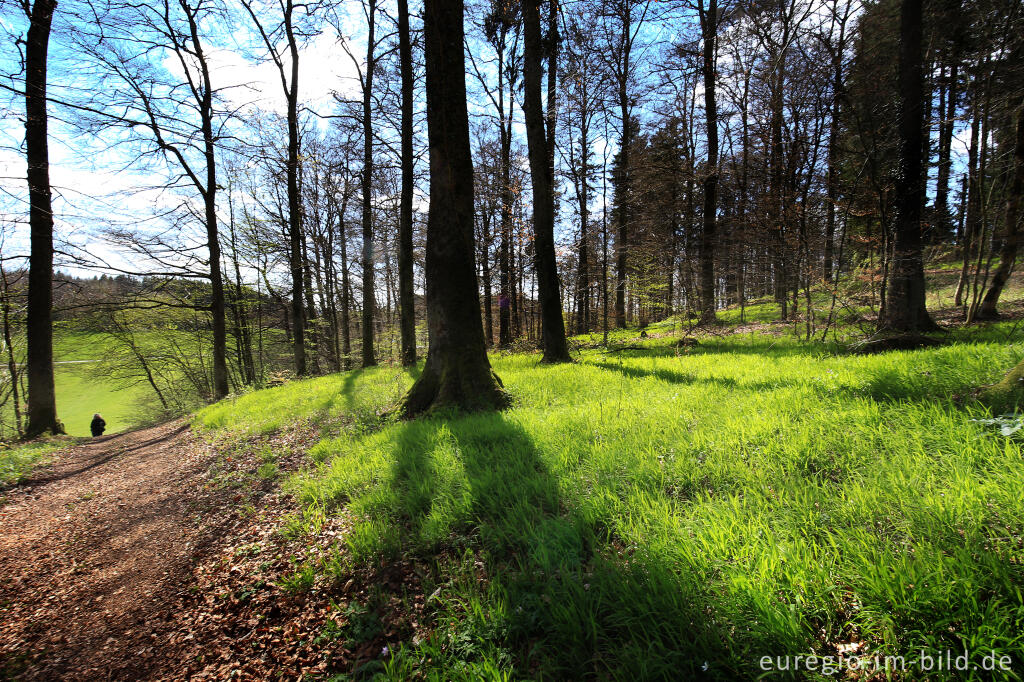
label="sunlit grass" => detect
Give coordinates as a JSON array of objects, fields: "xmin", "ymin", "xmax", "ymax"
[
  {"xmin": 1, "ymin": 332, "xmax": 151, "ymax": 438},
  {"xmin": 196, "ymin": 326, "xmax": 1024, "ymax": 679},
  {"xmin": 0, "ymin": 437, "xmax": 75, "ymax": 488}
]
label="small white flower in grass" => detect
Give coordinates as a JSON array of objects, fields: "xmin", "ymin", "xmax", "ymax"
[
  {"xmin": 381, "ymin": 646, "xmax": 389, "ymax": 657},
  {"xmin": 702, "ymin": 662, "xmax": 708, "ymax": 671}
]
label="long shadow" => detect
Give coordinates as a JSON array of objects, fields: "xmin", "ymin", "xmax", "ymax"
[
  {"xmin": 381, "ymin": 412, "xmax": 739, "ymax": 679},
  {"xmin": 613, "ymin": 339, "xmax": 845, "ymax": 360},
  {"xmin": 594, "ymin": 354, "xmax": 979, "ymax": 408},
  {"xmin": 341, "ymin": 367, "xmax": 366, "ymax": 410},
  {"xmin": 823, "ymin": 368, "xmax": 977, "ymax": 406},
  {"xmin": 14, "ymin": 423, "xmax": 190, "ymax": 489},
  {"xmin": 588, "ymin": 360, "xmax": 800, "ymax": 393}
]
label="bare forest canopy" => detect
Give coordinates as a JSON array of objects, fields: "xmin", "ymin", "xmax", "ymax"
[{"xmin": 1, "ymin": 0, "xmax": 1022, "ymax": 434}]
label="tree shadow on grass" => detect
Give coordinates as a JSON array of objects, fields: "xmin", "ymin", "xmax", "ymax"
[
  {"xmin": 602, "ymin": 338, "xmax": 842, "ymax": 360},
  {"xmin": 341, "ymin": 367, "xmax": 366, "ymax": 410},
  {"xmin": 588, "ymin": 360, "xmax": 800, "ymax": 393},
  {"xmin": 377, "ymin": 412, "xmax": 745, "ymax": 679}
]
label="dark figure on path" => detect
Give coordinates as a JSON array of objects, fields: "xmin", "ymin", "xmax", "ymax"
[{"xmin": 90, "ymin": 413, "xmax": 106, "ymax": 437}]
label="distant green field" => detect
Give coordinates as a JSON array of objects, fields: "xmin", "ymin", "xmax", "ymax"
[
  {"xmin": 53, "ymin": 332, "xmax": 153, "ymax": 437},
  {"xmin": 1, "ymin": 331, "xmax": 152, "ymax": 438}
]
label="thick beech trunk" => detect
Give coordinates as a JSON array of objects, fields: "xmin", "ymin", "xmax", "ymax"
[
  {"xmin": 398, "ymin": 0, "xmax": 416, "ymax": 366},
  {"xmin": 697, "ymin": 0, "xmax": 718, "ymax": 326},
  {"xmin": 402, "ymin": 0, "xmax": 507, "ymax": 416},
  {"xmin": 24, "ymin": 0, "xmax": 61, "ymax": 438},
  {"xmin": 361, "ymin": 0, "xmax": 378, "ymax": 367},
  {"xmin": 880, "ymin": 0, "xmax": 935, "ymax": 331},
  {"xmin": 285, "ymin": 3, "xmax": 306, "ymax": 376},
  {"xmin": 523, "ymin": 0, "xmax": 571, "ymax": 363}
]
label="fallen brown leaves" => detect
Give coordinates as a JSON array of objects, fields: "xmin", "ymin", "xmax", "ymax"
[{"xmin": 0, "ymin": 419, "xmax": 431, "ymax": 681}]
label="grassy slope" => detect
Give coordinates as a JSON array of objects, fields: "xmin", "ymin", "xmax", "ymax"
[{"xmin": 196, "ymin": 321, "xmax": 1024, "ymax": 680}]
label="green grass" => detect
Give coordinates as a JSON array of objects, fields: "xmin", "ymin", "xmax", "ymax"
[
  {"xmin": 0, "ymin": 436, "xmax": 74, "ymax": 488},
  {"xmin": 196, "ymin": 323, "xmax": 1024, "ymax": 680},
  {"xmin": 2, "ymin": 331, "xmax": 156, "ymax": 439},
  {"xmin": 53, "ymin": 361, "xmax": 150, "ymax": 437},
  {"xmin": 52, "ymin": 331, "xmax": 152, "ymax": 437}
]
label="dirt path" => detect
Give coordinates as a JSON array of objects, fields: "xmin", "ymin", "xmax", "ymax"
[
  {"xmin": 0, "ymin": 420, "xmax": 224, "ymax": 680},
  {"xmin": 0, "ymin": 419, "xmax": 425, "ymax": 681}
]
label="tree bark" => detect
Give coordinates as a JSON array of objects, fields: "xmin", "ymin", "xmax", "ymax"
[
  {"xmin": 284, "ymin": 0, "xmax": 307, "ymax": 376},
  {"xmin": 546, "ymin": 0, "xmax": 558, "ymax": 176},
  {"xmin": 524, "ymin": 0, "xmax": 571, "ymax": 363},
  {"xmin": 769, "ymin": 24, "xmax": 788, "ymax": 320},
  {"xmin": 24, "ymin": 0, "xmax": 61, "ymax": 438},
  {"xmin": 880, "ymin": 0, "xmax": 935, "ymax": 332},
  {"xmin": 575, "ymin": 120, "xmax": 590, "ymax": 334},
  {"xmin": 398, "ymin": 0, "xmax": 417, "ymax": 366},
  {"xmin": 613, "ymin": 1, "xmax": 631, "ymax": 329},
  {"xmin": 183, "ymin": 3, "xmax": 229, "ymax": 399},
  {"xmin": 361, "ymin": 0, "xmax": 378, "ymax": 367},
  {"xmin": 955, "ymin": 96, "xmax": 981, "ymax": 306},
  {"xmin": 497, "ymin": 35, "xmax": 514, "ymax": 348},
  {"xmin": 934, "ymin": 59, "xmax": 958, "ymax": 234},
  {"xmin": 402, "ymin": 0, "xmax": 507, "ymax": 416},
  {"xmin": 339, "ymin": 182, "xmax": 353, "ymax": 371},
  {"xmin": 824, "ymin": 3, "xmax": 849, "ymax": 282},
  {"xmin": 697, "ymin": 0, "xmax": 718, "ymax": 326}
]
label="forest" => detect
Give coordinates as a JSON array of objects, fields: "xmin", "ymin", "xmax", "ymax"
[{"xmin": 0, "ymin": 0, "xmax": 1023, "ymax": 677}]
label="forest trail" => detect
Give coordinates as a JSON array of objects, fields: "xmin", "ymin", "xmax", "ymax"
[{"xmin": 0, "ymin": 420, "xmax": 223, "ymax": 680}]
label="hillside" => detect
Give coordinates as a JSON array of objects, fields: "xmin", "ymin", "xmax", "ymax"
[
  {"xmin": 3, "ymin": 272, "xmax": 1024, "ymax": 679},
  {"xmin": 185, "ymin": 319, "xmax": 1024, "ymax": 679}
]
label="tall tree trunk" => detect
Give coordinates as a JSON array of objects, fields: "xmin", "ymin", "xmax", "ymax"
[
  {"xmin": 769, "ymin": 36, "xmax": 788, "ymax": 320},
  {"xmin": 285, "ymin": 2, "xmax": 306, "ymax": 377},
  {"xmin": 204, "ymin": 185, "xmax": 228, "ymax": 398},
  {"xmin": 361, "ymin": 0, "xmax": 378, "ymax": 367},
  {"xmin": 524, "ymin": 0, "xmax": 571, "ymax": 363},
  {"xmin": 324, "ymin": 226, "xmax": 342, "ymax": 372},
  {"xmin": 398, "ymin": 0, "xmax": 416, "ymax": 366},
  {"xmin": 228, "ymin": 204, "xmax": 256, "ymax": 385},
  {"xmin": 497, "ymin": 37, "xmax": 513, "ymax": 348},
  {"xmin": 301, "ymin": 238, "xmax": 322, "ymax": 374},
  {"xmin": 614, "ymin": 6, "xmax": 631, "ymax": 329},
  {"xmin": 482, "ymin": 218, "xmax": 494, "ymax": 345},
  {"xmin": 824, "ymin": 5, "xmax": 848, "ymax": 282},
  {"xmin": 602, "ymin": 133, "xmax": 609, "ymax": 344},
  {"xmin": 546, "ymin": 0, "xmax": 557, "ymax": 175},
  {"xmin": 575, "ymin": 121, "xmax": 589, "ymax": 334},
  {"xmin": 978, "ymin": 104, "xmax": 1024, "ymax": 318},
  {"xmin": 697, "ymin": 0, "xmax": 718, "ymax": 326},
  {"xmin": 24, "ymin": 0, "xmax": 61, "ymax": 438},
  {"xmin": 880, "ymin": 0, "xmax": 935, "ymax": 332},
  {"xmin": 955, "ymin": 87, "xmax": 982, "ymax": 307},
  {"xmin": 613, "ymin": 126, "xmax": 628, "ymax": 328},
  {"xmin": 403, "ymin": 0, "xmax": 507, "ymax": 416},
  {"xmin": 498, "ymin": 181, "xmax": 512, "ymax": 346},
  {"xmin": 184, "ymin": 4, "xmax": 229, "ymax": 400},
  {"xmin": 935, "ymin": 59, "xmax": 958, "ymax": 235},
  {"xmin": 339, "ymin": 192, "xmax": 353, "ymax": 371}
]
